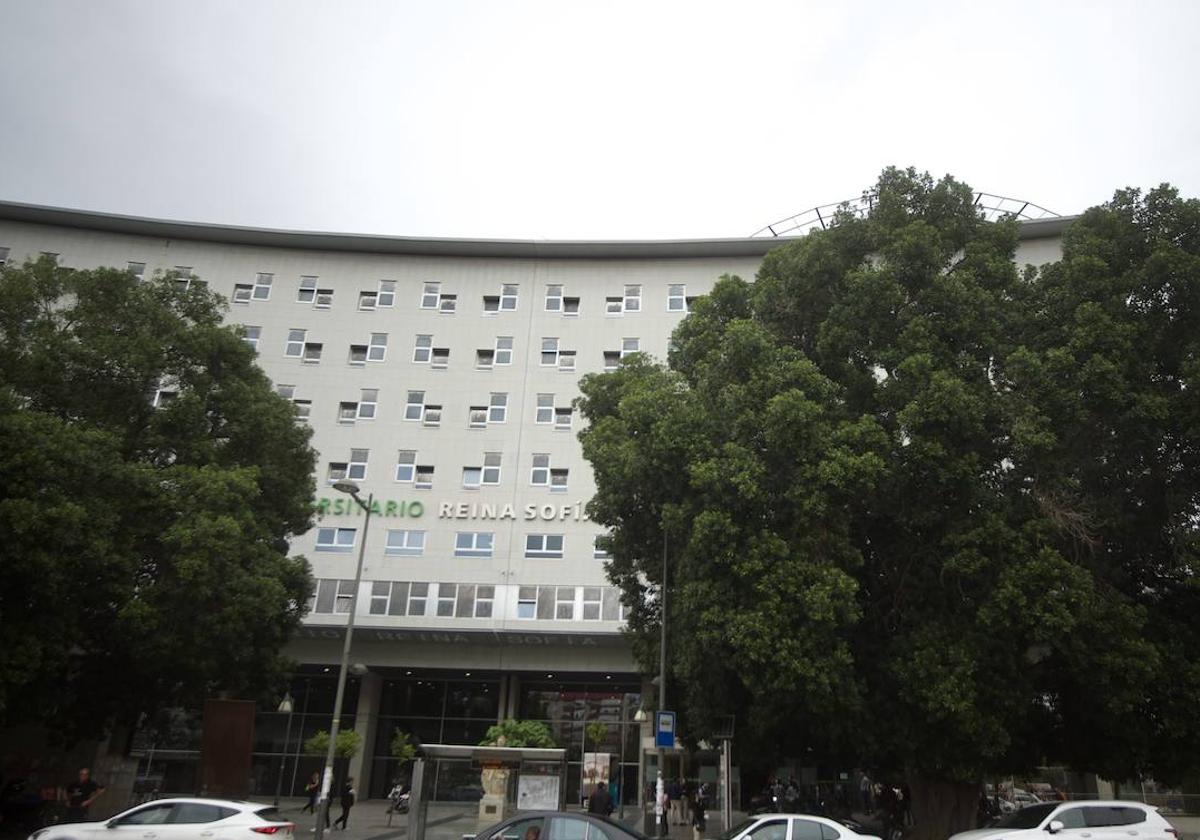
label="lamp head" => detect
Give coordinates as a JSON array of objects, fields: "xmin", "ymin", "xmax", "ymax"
[
  {"xmin": 277, "ymin": 692, "xmax": 294, "ymax": 714},
  {"xmin": 332, "ymin": 480, "xmax": 362, "ymax": 496}
]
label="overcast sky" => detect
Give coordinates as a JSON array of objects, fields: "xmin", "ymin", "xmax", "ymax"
[{"xmin": 1, "ymin": 0, "xmax": 1197, "ymax": 239}]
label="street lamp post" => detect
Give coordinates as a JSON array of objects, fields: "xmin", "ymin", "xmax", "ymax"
[
  {"xmin": 313, "ymin": 480, "xmax": 374, "ymax": 840},
  {"xmin": 273, "ymin": 693, "xmax": 295, "ymax": 807}
]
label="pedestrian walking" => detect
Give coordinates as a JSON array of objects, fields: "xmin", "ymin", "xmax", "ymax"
[
  {"xmin": 657, "ymin": 784, "xmax": 670, "ymax": 838},
  {"xmin": 691, "ymin": 791, "xmax": 707, "ymax": 840},
  {"xmin": 63, "ymin": 768, "xmax": 105, "ymax": 823},
  {"xmin": 333, "ymin": 778, "xmax": 355, "ymax": 830},
  {"xmin": 302, "ymin": 773, "xmax": 320, "ymax": 814},
  {"xmin": 668, "ymin": 779, "xmax": 683, "ymax": 825},
  {"xmin": 858, "ymin": 772, "xmax": 873, "ymax": 814}
]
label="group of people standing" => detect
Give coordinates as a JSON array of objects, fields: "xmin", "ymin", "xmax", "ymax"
[
  {"xmin": 653, "ymin": 778, "xmax": 711, "ymax": 840},
  {"xmin": 301, "ymin": 772, "xmax": 356, "ymax": 831}
]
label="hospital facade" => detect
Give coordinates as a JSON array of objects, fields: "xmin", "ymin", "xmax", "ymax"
[{"xmin": 0, "ymin": 202, "xmax": 1070, "ymax": 805}]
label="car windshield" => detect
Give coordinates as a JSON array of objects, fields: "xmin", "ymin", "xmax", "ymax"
[
  {"xmin": 994, "ymin": 804, "xmax": 1058, "ymax": 830},
  {"xmin": 718, "ymin": 819, "xmax": 759, "ymax": 840}
]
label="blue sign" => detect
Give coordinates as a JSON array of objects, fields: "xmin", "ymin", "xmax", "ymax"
[{"xmin": 655, "ymin": 711, "xmax": 676, "ymax": 748}]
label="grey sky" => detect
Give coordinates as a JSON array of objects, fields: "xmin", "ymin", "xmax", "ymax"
[{"xmin": 1, "ymin": 0, "xmax": 1197, "ymax": 239}]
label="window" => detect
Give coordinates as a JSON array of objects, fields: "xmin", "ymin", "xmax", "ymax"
[
  {"xmin": 494, "ymin": 336, "xmax": 513, "ymax": 365},
  {"xmin": 563, "ymin": 295, "xmax": 580, "ymax": 314},
  {"xmin": 558, "ymin": 350, "xmax": 576, "ymax": 371},
  {"xmin": 582, "ymin": 587, "xmax": 602, "ymax": 620},
  {"xmin": 476, "ymin": 348, "xmax": 495, "ymax": 368},
  {"xmin": 285, "ymin": 329, "xmax": 306, "ymax": 357},
  {"xmin": 423, "ymin": 403, "xmax": 442, "ymax": 426},
  {"xmin": 607, "ymin": 339, "xmax": 639, "ymax": 369},
  {"xmin": 316, "ymin": 527, "xmax": 356, "ymax": 552},
  {"xmin": 436, "ymin": 583, "xmax": 457, "ymax": 616},
  {"xmin": 253, "ymin": 272, "xmax": 273, "ymax": 300},
  {"xmin": 349, "ymin": 344, "xmax": 367, "ymax": 365},
  {"xmin": 455, "ymin": 532, "xmax": 494, "ymax": 558},
  {"xmin": 545, "ymin": 285, "xmax": 563, "ymax": 311},
  {"xmin": 368, "ymin": 333, "xmax": 387, "ymax": 362},
  {"xmin": 462, "ymin": 466, "xmax": 482, "ymax": 488},
  {"xmin": 791, "ymin": 820, "xmax": 825, "ymax": 840},
  {"xmin": 233, "ymin": 283, "xmax": 252, "ymax": 304},
  {"xmin": 294, "ymin": 399, "xmax": 311, "ymax": 420},
  {"xmin": 1056, "ymin": 810, "xmax": 1087, "ymax": 830},
  {"xmin": 115, "ymin": 804, "xmax": 175, "ymax": 826},
  {"xmin": 373, "ymin": 582, "xmax": 409, "ymax": 616},
  {"xmin": 172, "ymin": 266, "xmax": 202, "ymax": 291},
  {"xmin": 431, "ymin": 347, "xmax": 449, "ymax": 368},
  {"xmin": 333, "ymin": 580, "xmax": 355, "ymax": 613},
  {"xmin": 359, "ymin": 290, "xmax": 378, "ymax": 310},
  {"xmin": 541, "ymin": 338, "xmax": 559, "ymax": 367},
  {"xmin": 242, "ymin": 325, "xmax": 261, "ymax": 350},
  {"xmin": 153, "ymin": 389, "xmax": 177, "ymax": 408},
  {"xmin": 298, "ymin": 276, "xmax": 318, "ymax": 303},
  {"xmin": 525, "ymin": 533, "xmax": 564, "ymax": 559},
  {"xmin": 475, "ymin": 585, "xmax": 495, "ymax": 618},
  {"xmin": 348, "ymin": 449, "xmax": 369, "ymax": 480},
  {"xmin": 488, "ymin": 393, "xmax": 508, "ymax": 423},
  {"xmin": 408, "ymin": 582, "xmax": 429, "ymax": 615},
  {"xmin": 385, "ymin": 530, "xmax": 425, "ymax": 556},
  {"xmin": 358, "ymin": 389, "xmax": 378, "ymax": 420},
  {"xmin": 126, "ymin": 260, "xmax": 145, "ymax": 280},
  {"xmin": 469, "ymin": 406, "xmax": 488, "ymax": 429},
  {"xmin": 338, "ymin": 402, "xmax": 357, "ymax": 424},
  {"xmin": 482, "ymin": 452, "xmax": 501, "ymax": 484},
  {"xmin": 550, "ymin": 468, "xmax": 568, "ymax": 492},
  {"xmin": 415, "ymin": 465, "xmax": 434, "ymax": 489},
  {"xmin": 276, "ymin": 384, "xmax": 295, "ymax": 400},
  {"xmin": 395, "ymin": 450, "xmax": 416, "ymax": 482},
  {"xmin": 555, "ymin": 587, "xmax": 575, "ymax": 619},
  {"xmin": 1083, "ymin": 808, "xmax": 1147, "ymax": 828},
  {"xmin": 554, "ymin": 407, "xmax": 572, "ymax": 429},
  {"xmin": 603, "ymin": 351, "xmax": 620, "ymax": 371},
  {"xmin": 302, "ymin": 342, "xmax": 323, "ymax": 363},
  {"xmin": 535, "ymin": 394, "xmax": 554, "ymax": 424},
  {"xmin": 421, "ymin": 282, "xmax": 440, "ymax": 309},
  {"xmin": 405, "ymin": 391, "xmax": 425, "ymax": 421},
  {"xmin": 309, "ymin": 579, "xmax": 356, "ymax": 614},
  {"xmin": 622, "ymin": 337, "xmax": 640, "ymax": 356},
  {"xmin": 593, "ymin": 535, "xmax": 611, "ymax": 560},
  {"xmin": 624, "ymin": 284, "xmax": 641, "ymax": 312},
  {"xmin": 314, "ymin": 287, "xmax": 334, "ymax": 308},
  {"xmin": 747, "ymin": 821, "xmax": 789, "ymax": 840},
  {"xmin": 172, "ymin": 803, "xmax": 235, "ymax": 824},
  {"xmin": 483, "ymin": 284, "xmax": 518, "ymax": 312},
  {"xmin": 413, "ymin": 335, "xmax": 432, "ymax": 363},
  {"xmin": 605, "ymin": 296, "xmax": 623, "ymax": 314},
  {"xmin": 531, "ymin": 454, "xmax": 550, "ymax": 485},
  {"xmin": 517, "ymin": 586, "xmax": 537, "ymax": 619},
  {"xmin": 668, "ymin": 284, "xmax": 687, "ymax": 312},
  {"xmin": 370, "ymin": 581, "xmax": 390, "ymax": 615},
  {"xmin": 378, "ymin": 280, "xmax": 395, "ymax": 307},
  {"xmin": 439, "ymin": 294, "xmax": 457, "ymax": 313},
  {"xmin": 455, "ymin": 584, "xmax": 477, "ymax": 617},
  {"xmin": 328, "ymin": 461, "xmax": 348, "ymax": 482}
]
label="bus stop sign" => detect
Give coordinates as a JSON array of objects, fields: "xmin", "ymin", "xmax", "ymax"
[{"xmin": 655, "ymin": 711, "xmax": 676, "ymax": 748}]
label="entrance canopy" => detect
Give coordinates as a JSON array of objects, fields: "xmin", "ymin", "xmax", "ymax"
[{"xmin": 419, "ymin": 744, "xmax": 567, "ymax": 763}]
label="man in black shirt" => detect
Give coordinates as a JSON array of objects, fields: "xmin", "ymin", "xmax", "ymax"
[
  {"xmin": 64, "ymin": 768, "xmax": 105, "ymax": 822},
  {"xmin": 587, "ymin": 782, "xmax": 613, "ymax": 816}
]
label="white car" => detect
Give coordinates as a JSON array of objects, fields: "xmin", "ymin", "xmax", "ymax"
[
  {"xmin": 716, "ymin": 814, "xmax": 883, "ymax": 840},
  {"xmin": 951, "ymin": 801, "xmax": 1177, "ymax": 840},
  {"xmin": 28, "ymin": 798, "xmax": 295, "ymax": 840}
]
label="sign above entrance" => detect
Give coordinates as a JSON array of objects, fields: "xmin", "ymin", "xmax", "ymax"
[{"xmin": 655, "ymin": 711, "xmax": 676, "ymax": 749}]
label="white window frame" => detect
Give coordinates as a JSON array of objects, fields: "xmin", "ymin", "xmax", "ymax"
[
  {"xmin": 593, "ymin": 535, "xmax": 611, "ymax": 560},
  {"xmin": 495, "ymin": 336, "xmax": 513, "ymax": 365},
  {"xmin": 314, "ymin": 287, "xmax": 334, "ymax": 309},
  {"xmin": 421, "ymin": 282, "xmax": 440, "ymax": 309},
  {"xmin": 482, "ymin": 452, "xmax": 501, "ymax": 485},
  {"xmin": 454, "ymin": 532, "xmax": 494, "ymax": 558},
  {"xmin": 126, "ymin": 260, "xmax": 145, "ymax": 280},
  {"xmin": 555, "ymin": 586, "xmax": 576, "ymax": 619},
  {"xmin": 535, "ymin": 394, "xmax": 554, "ymax": 424},
  {"xmin": 541, "ymin": 338, "xmax": 559, "ymax": 367},
  {"xmin": 530, "ymin": 454, "xmax": 550, "ymax": 486},
  {"xmin": 242, "ymin": 325, "xmax": 261, "ymax": 349},
  {"xmin": 462, "ymin": 466, "xmax": 483, "ymax": 488},
  {"xmin": 475, "ymin": 585, "xmax": 495, "ymax": 618},
  {"xmin": 408, "ymin": 582, "xmax": 429, "ymax": 615},
  {"xmin": 395, "ymin": 450, "xmax": 416, "ymax": 482},
  {"xmin": 357, "ymin": 389, "xmax": 378, "ymax": 420},
  {"xmin": 468, "ymin": 406, "xmax": 488, "ymax": 429},
  {"xmin": 622, "ymin": 338, "xmax": 640, "ymax": 357},
  {"xmin": 233, "ymin": 283, "xmax": 252, "ymax": 304},
  {"xmin": 525, "ymin": 533, "xmax": 564, "ymax": 559},
  {"xmin": 285, "ymin": 328, "xmax": 306, "ymax": 357},
  {"xmin": 302, "ymin": 342, "xmax": 323, "ymax": 363},
  {"xmin": 545, "ymin": 285, "xmax": 563, "ymax": 311},
  {"xmin": 378, "ymin": 280, "xmax": 395, "ymax": 307},
  {"xmin": 298, "ymin": 276, "xmax": 318, "ymax": 303},
  {"xmin": 253, "ymin": 272, "xmax": 273, "ymax": 301},
  {"xmin": 385, "ymin": 529, "xmax": 425, "ymax": 556},
  {"xmin": 422, "ymin": 403, "xmax": 442, "ymax": 426},
  {"xmin": 488, "ymin": 393, "xmax": 508, "ymax": 423},
  {"xmin": 316, "ymin": 527, "xmax": 356, "ymax": 553},
  {"xmin": 668, "ymin": 284, "xmax": 687, "ymax": 312},
  {"xmin": 550, "ymin": 467, "xmax": 568, "ymax": 493},
  {"xmin": 358, "ymin": 290, "xmax": 378, "ymax": 311},
  {"xmin": 624, "ymin": 284, "xmax": 641, "ymax": 312},
  {"xmin": 404, "ymin": 391, "xmax": 424, "ymax": 421},
  {"xmin": 517, "ymin": 587, "xmax": 537, "ymax": 619},
  {"xmin": 554, "ymin": 406, "xmax": 572, "ymax": 429},
  {"xmin": 413, "ymin": 334, "xmax": 432, "ymax": 363},
  {"xmin": 367, "ymin": 333, "xmax": 388, "ymax": 362},
  {"xmin": 436, "ymin": 583, "xmax": 457, "ymax": 616},
  {"xmin": 558, "ymin": 350, "xmax": 576, "ymax": 372},
  {"xmin": 582, "ymin": 587, "xmax": 603, "ymax": 620},
  {"xmin": 439, "ymin": 293, "xmax": 457, "ymax": 313},
  {"xmin": 431, "ymin": 347, "xmax": 449, "ymax": 369},
  {"xmin": 414, "ymin": 465, "xmax": 434, "ymax": 489},
  {"xmin": 347, "ymin": 449, "xmax": 369, "ymax": 481}
]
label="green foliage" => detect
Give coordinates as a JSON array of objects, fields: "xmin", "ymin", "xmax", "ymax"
[
  {"xmin": 479, "ymin": 719, "xmax": 556, "ymax": 748},
  {"xmin": 390, "ymin": 728, "xmax": 417, "ymax": 762},
  {"xmin": 578, "ymin": 169, "xmax": 1200, "ymax": 809},
  {"xmin": 0, "ymin": 258, "xmax": 316, "ymax": 740},
  {"xmin": 585, "ymin": 721, "xmax": 609, "ymax": 747},
  {"xmin": 305, "ymin": 729, "xmax": 362, "ymax": 759}
]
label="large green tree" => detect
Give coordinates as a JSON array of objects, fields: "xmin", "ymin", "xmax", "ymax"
[
  {"xmin": 0, "ymin": 257, "xmax": 316, "ymax": 741},
  {"xmin": 578, "ymin": 170, "xmax": 1200, "ymax": 839}
]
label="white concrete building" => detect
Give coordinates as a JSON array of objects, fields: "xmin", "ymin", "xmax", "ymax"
[{"xmin": 0, "ymin": 202, "xmax": 1071, "ymax": 801}]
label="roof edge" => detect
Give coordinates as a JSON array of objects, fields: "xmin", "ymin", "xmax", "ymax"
[{"xmin": 0, "ymin": 200, "xmax": 1077, "ymax": 259}]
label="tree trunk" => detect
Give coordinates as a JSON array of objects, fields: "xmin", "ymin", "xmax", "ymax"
[{"xmin": 905, "ymin": 774, "xmax": 980, "ymax": 840}]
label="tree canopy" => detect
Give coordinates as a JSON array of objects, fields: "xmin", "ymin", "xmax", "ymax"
[
  {"xmin": 0, "ymin": 257, "xmax": 316, "ymax": 741},
  {"xmin": 578, "ymin": 169, "xmax": 1200, "ymax": 837}
]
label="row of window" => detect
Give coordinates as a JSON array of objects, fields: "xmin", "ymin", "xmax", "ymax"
[
  {"xmin": 249, "ymin": 327, "xmax": 643, "ymax": 373},
  {"xmin": 276, "ymin": 385, "xmax": 575, "ymax": 431},
  {"xmin": 309, "ymin": 579, "xmax": 627, "ymax": 621},
  {"xmin": 230, "ymin": 275, "xmax": 694, "ymax": 314},
  {"xmin": 314, "ymin": 526, "xmax": 611, "ymax": 560},
  {"xmin": 323, "ymin": 448, "xmax": 575, "ymax": 492}
]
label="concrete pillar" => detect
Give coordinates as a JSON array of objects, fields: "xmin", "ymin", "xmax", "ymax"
[
  {"xmin": 507, "ymin": 675, "xmax": 521, "ymax": 718},
  {"xmin": 349, "ymin": 672, "xmax": 382, "ymax": 797}
]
